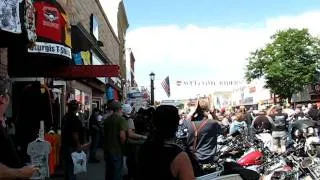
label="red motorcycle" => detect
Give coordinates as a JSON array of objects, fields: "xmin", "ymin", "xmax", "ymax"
[{"xmin": 236, "ymin": 137, "xmax": 272, "ymax": 173}]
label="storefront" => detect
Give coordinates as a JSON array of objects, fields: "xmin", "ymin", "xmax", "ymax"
[{"xmin": 1, "ymin": 0, "xmax": 120, "ymax": 174}]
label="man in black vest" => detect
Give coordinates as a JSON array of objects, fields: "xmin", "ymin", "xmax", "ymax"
[{"xmin": 0, "ymin": 78, "xmax": 38, "ymax": 179}]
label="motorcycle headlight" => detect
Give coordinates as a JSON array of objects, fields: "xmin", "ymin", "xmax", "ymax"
[
  {"xmin": 307, "ymin": 127, "xmax": 315, "ymax": 135},
  {"xmin": 294, "ymin": 129, "xmax": 301, "ymax": 137}
]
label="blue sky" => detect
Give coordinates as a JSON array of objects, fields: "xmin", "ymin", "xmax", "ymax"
[
  {"xmin": 123, "ymin": 0, "xmax": 320, "ymax": 100},
  {"xmin": 125, "ymin": 0, "xmax": 320, "ymax": 28}
]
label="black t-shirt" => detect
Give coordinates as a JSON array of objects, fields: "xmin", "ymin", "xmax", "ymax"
[
  {"xmin": 0, "ymin": 125, "xmax": 21, "ymax": 168},
  {"xmin": 61, "ymin": 113, "xmax": 84, "ymax": 150},
  {"xmin": 137, "ymin": 141, "xmax": 181, "ymax": 180},
  {"xmin": 270, "ymin": 113, "xmax": 288, "ymax": 131}
]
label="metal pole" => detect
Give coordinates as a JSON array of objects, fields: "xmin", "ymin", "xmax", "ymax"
[{"xmin": 151, "ymin": 79, "xmax": 154, "ymax": 105}]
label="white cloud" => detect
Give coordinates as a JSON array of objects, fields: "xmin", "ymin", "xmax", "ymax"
[{"xmin": 126, "ymin": 10, "xmax": 320, "ymax": 101}]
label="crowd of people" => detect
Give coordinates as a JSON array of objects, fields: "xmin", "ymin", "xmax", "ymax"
[{"xmin": 1, "ymin": 72, "xmax": 320, "ymax": 180}]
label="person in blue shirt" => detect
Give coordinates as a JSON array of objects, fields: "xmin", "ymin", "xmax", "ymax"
[{"xmin": 229, "ymin": 113, "xmax": 248, "ymax": 135}]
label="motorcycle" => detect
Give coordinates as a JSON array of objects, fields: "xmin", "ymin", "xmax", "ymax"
[
  {"xmin": 262, "ymin": 154, "xmax": 296, "ymax": 180},
  {"xmin": 290, "ymin": 118, "xmax": 320, "ymax": 157},
  {"xmin": 286, "ymin": 154, "xmax": 320, "ymax": 180},
  {"xmin": 217, "ymin": 131, "xmax": 251, "ymax": 161},
  {"xmin": 236, "ymin": 135, "xmax": 273, "ymax": 173}
]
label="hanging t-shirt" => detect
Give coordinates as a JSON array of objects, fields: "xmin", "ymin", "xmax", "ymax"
[
  {"xmin": 81, "ymin": 51, "xmax": 91, "ymax": 65},
  {"xmin": 72, "ymin": 53, "xmax": 82, "ymax": 65},
  {"xmin": 44, "ymin": 134, "xmax": 57, "ymax": 175},
  {"xmin": 33, "ymin": 1, "xmax": 65, "ymax": 43},
  {"xmin": 27, "ymin": 140, "xmax": 51, "ymax": 179},
  {"xmin": 0, "ymin": 0, "xmax": 22, "ymax": 34},
  {"xmin": 61, "ymin": 12, "xmax": 71, "ymax": 47},
  {"xmin": 24, "ymin": 0, "xmax": 37, "ymax": 43}
]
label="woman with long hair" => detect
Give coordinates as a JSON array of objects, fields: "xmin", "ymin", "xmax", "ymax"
[{"xmin": 137, "ymin": 105, "xmax": 194, "ymax": 180}]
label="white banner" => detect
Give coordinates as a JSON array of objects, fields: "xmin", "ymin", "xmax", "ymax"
[
  {"xmin": 176, "ymin": 80, "xmax": 244, "ymax": 87},
  {"xmin": 28, "ymin": 42, "xmax": 72, "ymax": 59}
]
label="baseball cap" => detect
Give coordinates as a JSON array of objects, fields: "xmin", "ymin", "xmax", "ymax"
[{"xmin": 122, "ymin": 104, "xmax": 132, "ymax": 115}]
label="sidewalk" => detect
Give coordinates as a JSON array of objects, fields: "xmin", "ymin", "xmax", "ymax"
[{"xmin": 51, "ymin": 149, "xmax": 105, "ymax": 180}]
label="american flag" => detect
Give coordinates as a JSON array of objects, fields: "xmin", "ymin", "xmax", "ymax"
[{"xmin": 161, "ymin": 76, "xmax": 171, "ymax": 97}]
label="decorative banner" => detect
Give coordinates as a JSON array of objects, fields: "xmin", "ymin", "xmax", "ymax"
[{"xmin": 176, "ymin": 80, "xmax": 244, "ymax": 87}]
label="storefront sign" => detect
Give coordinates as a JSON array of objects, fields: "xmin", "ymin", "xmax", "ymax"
[{"xmin": 28, "ymin": 42, "xmax": 71, "ymax": 59}]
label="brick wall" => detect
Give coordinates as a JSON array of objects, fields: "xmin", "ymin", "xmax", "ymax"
[{"xmin": 71, "ymin": 0, "xmax": 120, "ymax": 65}]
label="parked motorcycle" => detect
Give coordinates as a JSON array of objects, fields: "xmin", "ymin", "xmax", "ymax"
[
  {"xmin": 217, "ymin": 131, "xmax": 251, "ymax": 161},
  {"xmin": 290, "ymin": 118, "xmax": 320, "ymax": 157},
  {"xmin": 236, "ymin": 136, "xmax": 273, "ymax": 173},
  {"xmin": 287, "ymin": 154, "xmax": 320, "ymax": 180}
]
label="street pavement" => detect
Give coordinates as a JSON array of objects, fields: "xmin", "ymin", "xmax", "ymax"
[{"xmin": 51, "ymin": 149, "xmax": 105, "ymax": 180}]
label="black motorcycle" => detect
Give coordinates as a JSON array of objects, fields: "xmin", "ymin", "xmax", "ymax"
[{"xmin": 290, "ymin": 118, "xmax": 320, "ymax": 157}]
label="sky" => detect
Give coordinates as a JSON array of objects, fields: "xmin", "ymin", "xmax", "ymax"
[{"xmin": 121, "ymin": 0, "xmax": 320, "ymax": 101}]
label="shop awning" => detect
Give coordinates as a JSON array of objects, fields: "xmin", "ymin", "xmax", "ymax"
[{"xmin": 10, "ymin": 65, "xmax": 120, "ymax": 78}]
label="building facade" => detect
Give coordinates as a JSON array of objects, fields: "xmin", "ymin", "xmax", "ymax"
[{"xmin": 0, "ymin": 0, "xmax": 127, "ymax": 173}]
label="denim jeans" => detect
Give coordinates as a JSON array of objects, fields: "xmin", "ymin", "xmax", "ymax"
[{"xmin": 105, "ymin": 153, "xmax": 123, "ymax": 180}]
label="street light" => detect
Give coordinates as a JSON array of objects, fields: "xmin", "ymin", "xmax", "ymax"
[{"xmin": 150, "ymin": 72, "xmax": 155, "ymax": 105}]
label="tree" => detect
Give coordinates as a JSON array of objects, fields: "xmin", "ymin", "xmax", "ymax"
[{"xmin": 246, "ymin": 28, "xmax": 320, "ymax": 103}]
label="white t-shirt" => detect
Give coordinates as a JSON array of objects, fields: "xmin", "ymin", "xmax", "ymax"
[
  {"xmin": 27, "ymin": 140, "xmax": 51, "ymax": 179},
  {"xmin": 0, "ymin": 0, "xmax": 22, "ymax": 33}
]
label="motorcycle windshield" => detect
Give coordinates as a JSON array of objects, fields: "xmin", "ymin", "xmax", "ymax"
[{"xmin": 292, "ymin": 119, "xmax": 317, "ymax": 130}]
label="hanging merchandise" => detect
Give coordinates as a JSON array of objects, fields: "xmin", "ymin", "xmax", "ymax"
[
  {"xmin": 24, "ymin": 0, "xmax": 37, "ymax": 44},
  {"xmin": 72, "ymin": 52, "xmax": 83, "ymax": 65},
  {"xmin": 107, "ymin": 87, "xmax": 114, "ymax": 100},
  {"xmin": 27, "ymin": 121, "xmax": 51, "ymax": 179},
  {"xmin": 61, "ymin": 10, "xmax": 71, "ymax": 47},
  {"xmin": 0, "ymin": 0, "xmax": 22, "ymax": 34},
  {"xmin": 44, "ymin": 131, "xmax": 58, "ymax": 175},
  {"xmin": 25, "ymin": 0, "xmax": 72, "ymax": 60},
  {"xmin": 80, "ymin": 51, "xmax": 91, "ymax": 65},
  {"xmin": 27, "ymin": 138, "xmax": 51, "ymax": 179},
  {"xmin": 33, "ymin": 0, "xmax": 65, "ymax": 43},
  {"xmin": 0, "ymin": 0, "xmax": 38, "ymax": 47}
]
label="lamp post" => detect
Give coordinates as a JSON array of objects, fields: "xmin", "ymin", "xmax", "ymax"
[{"xmin": 149, "ymin": 72, "xmax": 155, "ymax": 105}]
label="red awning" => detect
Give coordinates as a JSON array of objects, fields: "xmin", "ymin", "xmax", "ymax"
[{"xmin": 11, "ymin": 65, "xmax": 120, "ymax": 78}]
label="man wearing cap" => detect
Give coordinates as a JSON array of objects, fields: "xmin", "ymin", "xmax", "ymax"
[
  {"xmin": 122, "ymin": 104, "xmax": 147, "ymax": 180},
  {"xmin": 269, "ymin": 105, "xmax": 288, "ymax": 153},
  {"xmin": 103, "ymin": 101, "xmax": 128, "ymax": 180},
  {"xmin": 0, "ymin": 78, "xmax": 39, "ymax": 179}
]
